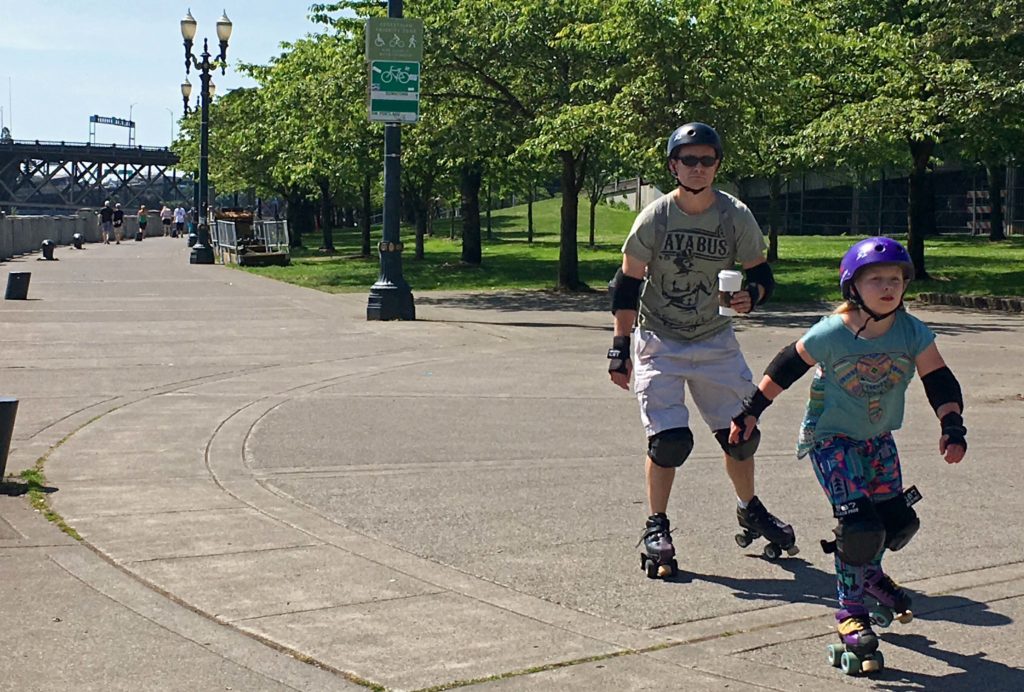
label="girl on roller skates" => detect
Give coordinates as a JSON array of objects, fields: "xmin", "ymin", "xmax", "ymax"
[{"xmin": 730, "ymin": 237, "xmax": 967, "ymax": 674}]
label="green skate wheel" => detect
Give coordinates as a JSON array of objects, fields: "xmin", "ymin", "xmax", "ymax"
[
  {"xmin": 871, "ymin": 606, "xmax": 894, "ymax": 628},
  {"xmin": 840, "ymin": 651, "xmax": 861, "ymax": 675},
  {"xmin": 826, "ymin": 644, "xmax": 842, "ymax": 667}
]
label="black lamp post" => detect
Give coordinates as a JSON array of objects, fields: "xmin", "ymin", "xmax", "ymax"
[
  {"xmin": 180, "ymin": 8, "xmax": 232, "ymax": 264},
  {"xmin": 367, "ymin": 0, "xmax": 415, "ymax": 320}
]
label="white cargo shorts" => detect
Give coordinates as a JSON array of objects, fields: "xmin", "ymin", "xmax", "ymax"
[{"xmin": 633, "ymin": 326, "xmax": 756, "ymax": 437}]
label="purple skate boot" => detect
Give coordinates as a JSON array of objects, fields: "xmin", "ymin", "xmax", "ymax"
[
  {"xmin": 866, "ymin": 571, "xmax": 913, "ymax": 627},
  {"xmin": 735, "ymin": 495, "xmax": 799, "ymax": 560},
  {"xmin": 638, "ymin": 513, "xmax": 678, "ymax": 579},
  {"xmin": 827, "ymin": 607, "xmax": 884, "ymax": 675}
]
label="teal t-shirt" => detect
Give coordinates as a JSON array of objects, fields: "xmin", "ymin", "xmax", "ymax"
[{"xmin": 795, "ymin": 311, "xmax": 935, "ymax": 456}]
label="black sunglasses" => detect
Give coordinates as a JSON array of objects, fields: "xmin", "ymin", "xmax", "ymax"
[{"xmin": 672, "ymin": 155, "xmax": 718, "ymax": 167}]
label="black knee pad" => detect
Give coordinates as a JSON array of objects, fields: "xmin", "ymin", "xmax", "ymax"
[
  {"xmin": 714, "ymin": 427, "xmax": 760, "ymax": 461},
  {"xmin": 876, "ymin": 492, "xmax": 920, "ymax": 552},
  {"xmin": 833, "ymin": 498, "xmax": 886, "ymax": 566},
  {"xmin": 648, "ymin": 428, "xmax": 694, "ymax": 468}
]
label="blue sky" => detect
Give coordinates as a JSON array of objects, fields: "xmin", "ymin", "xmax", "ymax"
[{"xmin": 1, "ymin": 1, "xmax": 328, "ymax": 146}]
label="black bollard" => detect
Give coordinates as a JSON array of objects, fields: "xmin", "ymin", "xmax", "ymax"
[
  {"xmin": 4, "ymin": 272, "xmax": 30, "ymax": 300},
  {"xmin": 0, "ymin": 397, "xmax": 17, "ymax": 480},
  {"xmin": 72, "ymin": 233, "xmax": 84, "ymax": 249},
  {"xmin": 40, "ymin": 239, "xmax": 56, "ymax": 261},
  {"xmin": 187, "ymin": 232, "xmax": 198, "ymax": 248}
]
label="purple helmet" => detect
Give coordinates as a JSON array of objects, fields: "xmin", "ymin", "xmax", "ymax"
[{"xmin": 839, "ymin": 237, "xmax": 914, "ymax": 300}]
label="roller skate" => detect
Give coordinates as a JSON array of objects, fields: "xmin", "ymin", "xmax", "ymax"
[
  {"xmin": 637, "ymin": 513, "xmax": 678, "ymax": 579},
  {"xmin": 735, "ymin": 496, "xmax": 799, "ymax": 560},
  {"xmin": 866, "ymin": 571, "xmax": 913, "ymax": 627},
  {"xmin": 827, "ymin": 607, "xmax": 884, "ymax": 675}
]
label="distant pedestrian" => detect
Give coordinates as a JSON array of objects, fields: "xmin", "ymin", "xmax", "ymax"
[
  {"xmin": 137, "ymin": 205, "xmax": 148, "ymax": 241},
  {"xmin": 174, "ymin": 205, "xmax": 186, "ymax": 237},
  {"xmin": 99, "ymin": 200, "xmax": 114, "ymax": 244},
  {"xmin": 112, "ymin": 203, "xmax": 125, "ymax": 244},
  {"xmin": 160, "ymin": 204, "xmax": 173, "ymax": 236}
]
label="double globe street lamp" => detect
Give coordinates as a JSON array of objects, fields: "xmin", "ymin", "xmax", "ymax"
[{"xmin": 179, "ymin": 8, "xmax": 232, "ymax": 264}]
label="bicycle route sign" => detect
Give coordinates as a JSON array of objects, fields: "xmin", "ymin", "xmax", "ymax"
[
  {"xmin": 369, "ymin": 60, "xmax": 420, "ymax": 123},
  {"xmin": 365, "ymin": 18, "xmax": 422, "ymax": 123}
]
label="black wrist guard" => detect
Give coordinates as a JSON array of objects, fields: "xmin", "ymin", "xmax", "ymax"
[
  {"xmin": 738, "ymin": 389, "xmax": 773, "ymax": 420},
  {"xmin": 940, "ymin": 411, "xmax": 967, "ymax": 450},
  {"xmin": 608, "ymin": 336, "xmax": 631, "ymax": 374}
]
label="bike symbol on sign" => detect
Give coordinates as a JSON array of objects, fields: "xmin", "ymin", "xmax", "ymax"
[
  {"xmin": 390, "ymin": 34, "xmax": 405, "ymax": 48},
  {"xmin": 373, "ymin": 64, "xmax": 417, "ymax": 85}
]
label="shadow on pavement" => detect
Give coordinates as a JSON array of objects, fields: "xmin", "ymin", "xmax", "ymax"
[
  {"xmin": 684, "ymin": 556, "xmax": 838, "ymax": 608},
  {"xmin": 873, "ymin": 633, "xmax": 1024, "ymax": 692},
  {"xmin": 913, "ymin": 592, "xmax": 1014, "ymax": 627},
  {"xmin": 417, "ymin": 290, "xmax": 607, "ymax": 313},
  {"xmin": 0, "ymin": 480, "xmax": 58, "ymax": 497}
]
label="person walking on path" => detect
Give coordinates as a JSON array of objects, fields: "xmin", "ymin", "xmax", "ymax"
[
  {"xmin": 112, "ymin": 203, "xmax": 125, "ymax": 244},
  {"xmin": 98, "ymin": 200, "xmax": 114, "ymax": 244},
  {"xmin": 174, "ymin": 205, "xmax": 186, "ymax": 238},
  {"xmin": 136, "ymin": 205, "xmax": 148, "ymax": 241},
  {"xmin": 607, "ymin": 122, "xmax": 795, "ymax": 580},
  {"xmin": 729, "ymin": 236, "xmax": 967, "ymax": 674},
  {"xmin": 160, "ymin": 204, "xmax": 173, "ymax": 237}
]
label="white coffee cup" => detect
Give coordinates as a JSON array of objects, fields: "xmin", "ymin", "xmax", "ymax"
[{"xmin": 718, "ymin": 269, "xmax": 743, "ymax": 316}]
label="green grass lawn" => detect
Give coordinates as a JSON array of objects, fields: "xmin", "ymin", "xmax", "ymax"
[{"xmin": 243, "ymin": 196, "xmax": 1024, "ymax": 303}]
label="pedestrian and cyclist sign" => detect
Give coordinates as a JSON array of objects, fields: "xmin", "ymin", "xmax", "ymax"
[{"xmin": 365, "ymin": 18, "xmax": 423, "ymax": 123}]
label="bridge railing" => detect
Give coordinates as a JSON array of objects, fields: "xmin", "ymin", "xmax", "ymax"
[{"xmin": 0, "ymin": 138, "xmax": 172, "ymax": 153}]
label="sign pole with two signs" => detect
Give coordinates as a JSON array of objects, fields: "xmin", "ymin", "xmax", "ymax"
[
  {"xmin": 364, "ymin": 11, "xmax": 422, "ymax": 321},
  {"xmin": 365, "ymin": 17, "xmax": 423, "ymax": 123}
]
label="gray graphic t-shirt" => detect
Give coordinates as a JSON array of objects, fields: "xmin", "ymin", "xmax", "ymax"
[{"xmin": 621, "ymin": 190, "xmax": 767, "ymax": 342}]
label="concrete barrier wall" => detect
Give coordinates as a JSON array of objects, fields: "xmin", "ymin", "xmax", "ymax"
[{"xmin": 0, "ymin": 213, "xmax": 163, "ymax": 260}]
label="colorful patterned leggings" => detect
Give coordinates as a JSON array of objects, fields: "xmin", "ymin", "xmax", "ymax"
[{"xmin": 810, "ymin": 433, "xmax": 903, "ymax": 610}]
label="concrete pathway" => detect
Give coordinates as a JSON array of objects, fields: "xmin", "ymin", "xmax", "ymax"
[{"xmin": 2, "ymin": 237, "xmax": 1022, "ymax": 691}]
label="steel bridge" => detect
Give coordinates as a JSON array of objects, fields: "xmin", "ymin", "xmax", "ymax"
[{"xmin": 0, "ymin": 138, "xmax": 194, "ymax": 213}]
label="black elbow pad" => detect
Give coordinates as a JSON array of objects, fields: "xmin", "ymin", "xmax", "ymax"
[
  {"xmin": 764, "ymin": 342, "xmax": 811, "ymax": 389},
  {"xmin": 745, "ymin": 262, "xmax": 774, "ymax": 305},
  {"xmin": 921, "ymin": 366, "xmax": 963, "ymax": 412},
  {"xmin": 609, "ymin": 269, "xmax": 643, "ymax": 314}
]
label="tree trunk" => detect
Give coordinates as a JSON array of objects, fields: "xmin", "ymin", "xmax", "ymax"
[
  {"xmin": 527, "ymin": 187, "xmax": 534, "ymax": 243},
  {"xmin": 318, "ymin": 179, "xmax": 335, "ymax": 252},
  {"xmin": 486, "ymin": 179, "xmax": 493, "ymax": 241},
  {"xmin": 589, "ymin": 197, "xmax": 597, "ymax": 249},
  {"xmin": 285, "ymin": 191, "xmax": 306, "ymax": 248},
  {"xmin": 906, "ymin": 137, "xmax": 935, "ymax": 280},
  {"xmin": 558, "ymin": 150, "xmax": 582, "ymax": 290},
  {"xmin": 460, "ymin": 162, "xmax": 482, "ymax": 265},
  {"xmin": 413, "ymin": 174, "xmax": 433, "ymax": 261},
  {"xmin": 360, "ymin": 174, "xmax": 372, "ymax": 257},
  {"xmin": 767, "ymin": 175, "xmax": 781, "ymax": 262},
  {"xmin": 986, "ymin": 160, "xmax": 1007, "ymax": 241}
]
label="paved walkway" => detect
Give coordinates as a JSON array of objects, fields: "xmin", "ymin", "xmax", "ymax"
[{"xmin": 1, "ymin": 237, "xmax": 1022, "ymax": 691}]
